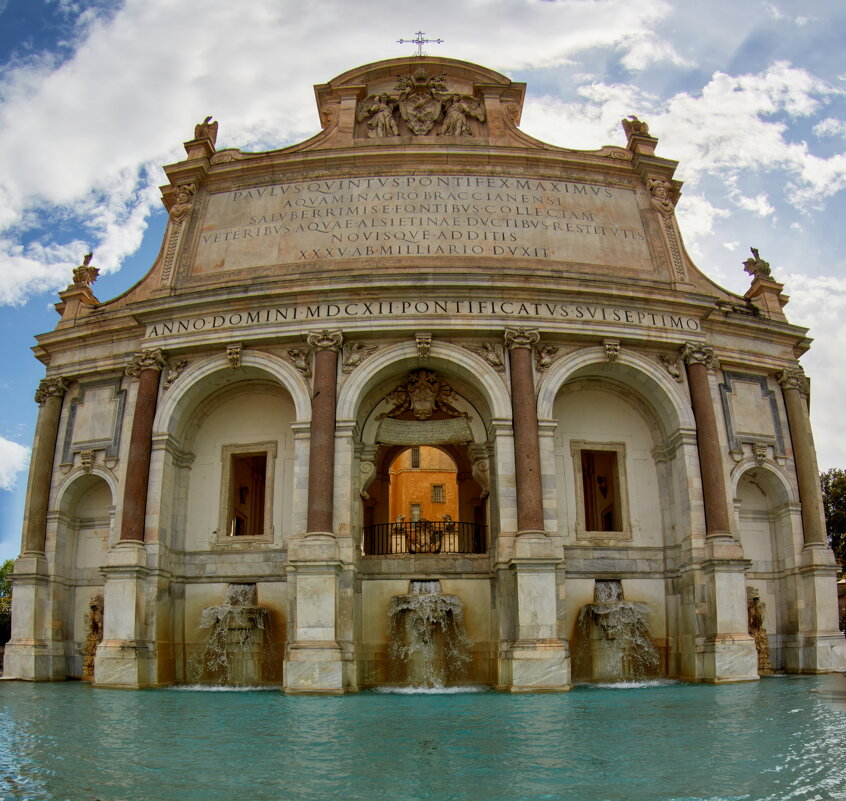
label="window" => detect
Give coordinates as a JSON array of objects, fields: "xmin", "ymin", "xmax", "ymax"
[
  {"xmin": 410, "ymin": 503, "xmax": 422, "ymax": 521},
  {"xmin": 571, "ymin": 441, "xmax": 630, "ymax": 540},
  {"xmin": 431, "ymin": 484, "xmax": 445, "ymax": 503},
  {"xmin": 218, "ymin": 441, "xmax": 277, "ymax": 542},
  {"xmin": 411, "ymin": 446, "xmax": 420, "ymax": 469}
]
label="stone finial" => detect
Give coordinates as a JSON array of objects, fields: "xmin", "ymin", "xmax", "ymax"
[
  {"xmin": 777, "ymin": 366, "xmax": 809, "ymax": 398},
  {"xmin": 169, "ymin": 183, "xmax": 195, "ymax": 222},
  {"xmin": 226, "ymin": 343, "xmax": 242, "ymax": 370},
  {"xmin": 125, "ymin": 348, "xmax": 166, "ymax": 378},
  {"xmin": 504, "ymin": 327, "xmax": 540, "ymax": 350},
  {"xmin": 34, "ymin": 376, "xmax": 69, "ymax": 404},
  {"xmin": 342, "ymin": 342, "xmax": 377, "ymax": 374},
  {"xmin": 288, "ymin": 347, "xmax": 312, "ymax": 378},
  {"xmin": 534, "ymin": 343, "xmax": 559, "ymax": 372},
  {"xmin": 72, "ymin": 253, "xmax": 99, "ymax": 287},
  {"xmin": 415, "ymin": 333, "xmax": 432, "ymax": 358},
  {"xmin": 194, "ymin": 116, "xmax": 218, "ymax": 145},
  {"xmin": 680, "ymin": 342, "xmax": 720, "ymax": 370},
  {"xmin": 306, "ymin": 329, "xmax": 343, "ymax": 352},
  {"xmin": 622, "ymin": 115, "xmax": 650, "ymax": 138},
  {"xmin": 603, "ymin": 339, "xmax": 620, "ymax": 364},
  {"xmin": 742, "ymin": 247, "xmax": 772, "ymax": 280}
]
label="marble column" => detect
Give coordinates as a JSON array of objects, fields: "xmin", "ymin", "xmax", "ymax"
[
  {"xmin": 500, "ymin": 329, "xmax": 568, "ymax": 692},
  {"xmin": 504, "ymin": 328, "xmax": 544, "ymax": 534},
  {"xmin": 3, "ymin": 377, "xmax": 69, "ymax": 680},
  {"xmin": 285, "ymin": 329, "xmax": 346, "ymax": 694},
  {"xmin": 777, "ymin": 367, "xmax": 826, "ymax": 544},
  {"xmin": 94, "ymin": 349, "xmax": 164, "ymax": 688},
  {"xmin": 306, "ymin": 329, "xmax": 343, "ymax": 534},
  {"xmin": 120, "ymin": 349, "xmax": 166, "ymax": 542},
  {"xmin": 777, "ymin": 367, "xmax": 846, "ymax": 673},
  {"xmin": 22, "ymin": 376, "xmax": 69, "ymax": 553},
  {"xmin": 680, "ymin": 343, "xmax": 757, "ymax": 683},
  {"xmin": 680, "ymin": 343, "xmax": 732, "ymax": 536}
]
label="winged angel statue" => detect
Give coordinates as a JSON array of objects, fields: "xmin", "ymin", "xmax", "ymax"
[{"xmin": 356, "ymin": 68, "xmax": 485, "ymax": 137}]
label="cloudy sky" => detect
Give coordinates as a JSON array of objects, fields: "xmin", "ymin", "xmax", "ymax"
[{"xmin": 1, "ymin": 0, "xmax": 845, "ymax": 560}]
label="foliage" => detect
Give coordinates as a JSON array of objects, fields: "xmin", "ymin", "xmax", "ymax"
[
  {"xmin": 820, "ymin": 469, "xmax": 846, "ymax": 571},
  {"xmin": 0, "ymin": 558, "xmax": 12, "ymax": 621}
]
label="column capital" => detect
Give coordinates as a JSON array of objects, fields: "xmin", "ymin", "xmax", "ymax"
[
  {"xmin": 504, "ymin": 327, "xmax": 540, "ymax": 350},
  {"xmin": 125, "ymin": 348, "xmax": 166, "ymax": 378},
  {"xmin": 34, "ymin": 376, "xmax": 68, "ymax": 404},
  {"xmin": 680, "ymin": 342, "xmax": 720, "ymax": 370},
  {"xmin": 777, "ymin": 366, "xmax": 809, "ymax": 398},
  {"xmin": 307, "ymin": 329, "xmax": 343, "ymax": 352}
]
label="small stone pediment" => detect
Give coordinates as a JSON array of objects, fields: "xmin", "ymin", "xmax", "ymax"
[{"xmin": 314, "ymin": 56, "xmax": 525, "ymax": 143}]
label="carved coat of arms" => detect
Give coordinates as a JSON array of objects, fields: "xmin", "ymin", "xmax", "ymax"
[
  {"xmin": 382, "ymin": 369, "xmax": 465, "ymax": 420},
  {"xmin": 396, "ymin": 68, "xmax": 449, "ymax": 135}
]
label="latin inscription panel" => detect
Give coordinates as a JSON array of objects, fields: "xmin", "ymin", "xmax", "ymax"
[{"xmin": 190, "ymin": 175, "xmax": 653, "ymax": 275}]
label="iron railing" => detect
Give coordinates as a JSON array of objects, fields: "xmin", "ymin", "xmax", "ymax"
[{"xmin": 363, "ymin": 521, "xmax": 486, "ymax": 556}]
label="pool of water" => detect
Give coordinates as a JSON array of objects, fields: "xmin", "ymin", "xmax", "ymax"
[{"xmin": 1, "ymin": 676, "xmax": 845, "ymax": 801}]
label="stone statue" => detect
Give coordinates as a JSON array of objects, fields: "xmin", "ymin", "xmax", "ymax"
[
  {"xmin": 357, "ymin": 94, "xmax": 399, "ymax": 138},
  {"xmin": 647, "ymin": 178, "xmax": 675, "ymax": 215},
  {"xmin": 746, "ymin": 586, "xmax": 773, "ymax": 675},
  {"xmin": 72, "ymin": 253, "xmax": 99, "ymax": 287},
  {"xmin": 622, "ymin": 115, "xmax": 650, "ymax": 137},
  {"xmin": 742, "ymin": 247, "xmax": 772, "ymax": 279},
  {"xmin": 194, "ymin": 115, "xmax": 219, "ymax": 144},
  {"xmin": 438, "ymin": 94, "xmax": 485, "ymax": 136},
  {"xmin": 82, "ymin": 594, "xmax": 104, "ymax": 681}
]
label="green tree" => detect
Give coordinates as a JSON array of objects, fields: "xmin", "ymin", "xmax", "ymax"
[
  {"xmin": 0, "ymin": 558, "xmax": 13, "ymax": 645},
  {"xmin": 820, "ymin": 468, "xmax": 846, "ymax": 571}
]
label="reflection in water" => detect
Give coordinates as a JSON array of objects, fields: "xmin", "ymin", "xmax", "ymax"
[{"xmin": 0, "ymin": 678, "xmax": 845, "ymax": 800}]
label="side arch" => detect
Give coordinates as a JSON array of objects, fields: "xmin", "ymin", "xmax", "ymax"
[
  {"xmin": 153, "ymin": 349, "xmax": 312, "ymax": 437},
  {"xmin": 537, "ymin": 346, "xmax": 695, "ymax": 435}
]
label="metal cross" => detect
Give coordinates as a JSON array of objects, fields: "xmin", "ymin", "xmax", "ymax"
[{"xmin": 397, "ymin": 31, "xmax": 444, "ymax": 57}]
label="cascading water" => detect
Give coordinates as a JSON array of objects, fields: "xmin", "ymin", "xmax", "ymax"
[
  {"xmin": 195, "ymin": 583, "xmax": 269, "ymax": 686},
  {"xmin": 574, "ymin": 580, "xmax": 660, "ymax": 682},
  {"xmin": 388, "ymin": 580, "xmax": 471, "ymax": 688}
]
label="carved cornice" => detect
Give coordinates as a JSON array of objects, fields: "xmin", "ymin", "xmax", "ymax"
[
  {"xmin": 34, "ymin": 376, "xmax": 69, "ymax": 404},
  {"xmin": 504, "ymin": 327, "xmax": 540, "ymax": 351},
  {"xmin": 125, "ymin": 348, "xmax": 166, "ymax": 378},
  {"xmin": 680, "ymin": 342, "xmax": 720, "ymax": 370},
  {"xmin": 306, "ymin": 329, "xmax": 343, "ymax": 352},
  {"xmin": 777, "ymin": 366, "xmax": 810, "ymax": 397}
]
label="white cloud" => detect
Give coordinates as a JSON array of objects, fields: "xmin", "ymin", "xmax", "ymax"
[
  {"xmin": 733, "ymin": 193, "xmax": 775, "ymax": 216},
  {"xmin": 0, "ymin": 0, "xmax": 685, "ymax": 306},
  {"xmin": 0, "ymin": 437, "xmax": 29, "ymax": 492},
  {"xmin": 781, "ymin": 273, "xmax": 846, "ymax": 470},
  {"xmin": 813, "ymin": 117, "xmax": 846, "ymax": 137}
]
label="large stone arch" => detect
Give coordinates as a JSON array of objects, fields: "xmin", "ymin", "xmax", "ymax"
[
  {"xmin": 153, "ymin": 349, "xmax": 312, "ymax": 439},
  {"xmin": 336, "ymin": 340, "xmax": 512, "ymax": 423},
  {"xmin": 537, "ymin": 346, "xmax": 694, "ymax": 436}
]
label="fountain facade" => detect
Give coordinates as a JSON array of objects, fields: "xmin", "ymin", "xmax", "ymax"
[
  {"xmin": 388, "ymin": 580, "xmax": 471, "ymax": 687},
  {"xmin": 574, "ymin": 580, "xmax": 660, "ymax": 682},
  {"xmin": 195, "ymin": 583, "xmax": 270, "ymax": 686}
]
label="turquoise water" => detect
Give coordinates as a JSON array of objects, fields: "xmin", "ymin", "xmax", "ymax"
[{"xmin": 1, "ymin": 677, "xmax": 845, "ymax": 801}]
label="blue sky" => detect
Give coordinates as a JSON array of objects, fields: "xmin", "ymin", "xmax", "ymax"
[{"xmin": 1, "ymin": 0, "xmax": 846, "ymax": 561}]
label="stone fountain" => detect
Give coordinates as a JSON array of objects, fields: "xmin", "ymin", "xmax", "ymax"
[
  {"xmin": 388, "ymin": 580, "xmax": 471, "ymax": 687},
  {"xmin": 196, "ymin": 583, "xmax": 269, "ymax": 686},
  {"xmin": 575, "ymin": 580, "xmax": 660, "ymax": 682}
]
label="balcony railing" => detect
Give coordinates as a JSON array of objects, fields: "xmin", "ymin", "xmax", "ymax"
[{"xmin": 363, "ymin": 520, "xmax": 487, "ymax": 556}]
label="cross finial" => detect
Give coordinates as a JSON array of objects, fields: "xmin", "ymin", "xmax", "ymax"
[{"xmin": 397, "ymin": 30, "xmax": 444, "ymax": 57}]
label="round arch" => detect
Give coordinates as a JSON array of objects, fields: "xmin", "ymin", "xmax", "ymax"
[
  {"xmin": 153, "ymin": 350, "xmax": 312, "ymax": 438},
  {"xmin": 730, "ymin": 460, "xmax": 796, "ymax": 507},
  {"xmin": 537, "ymin": 346, "xmax": 695, "ymax": 435},
  {"xmin": 336, "ymin": 340, "xmax": 512, "ymax": 422},
  {"xmin": 55, "ymin": 467, "xmax": 118, "ymax": 513}
]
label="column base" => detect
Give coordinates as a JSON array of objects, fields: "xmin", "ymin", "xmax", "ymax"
[
  {"xmin": 500, "ymin": 640, "xmax": 571, "ymax": 692},
  {"xmin": 696, "ymin": 635, "xmax": 759, "ymax": 683},
  {"xmin": 284, "ymin": 643, "xmax": 345, "ymax": 694},
  {"xmin": 93, "ymin": 640, "xmax": 158, "ymax": 689},
  {"xmin": 2, "ymin": 641, "xmax": 66, "ymax": 681}
]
